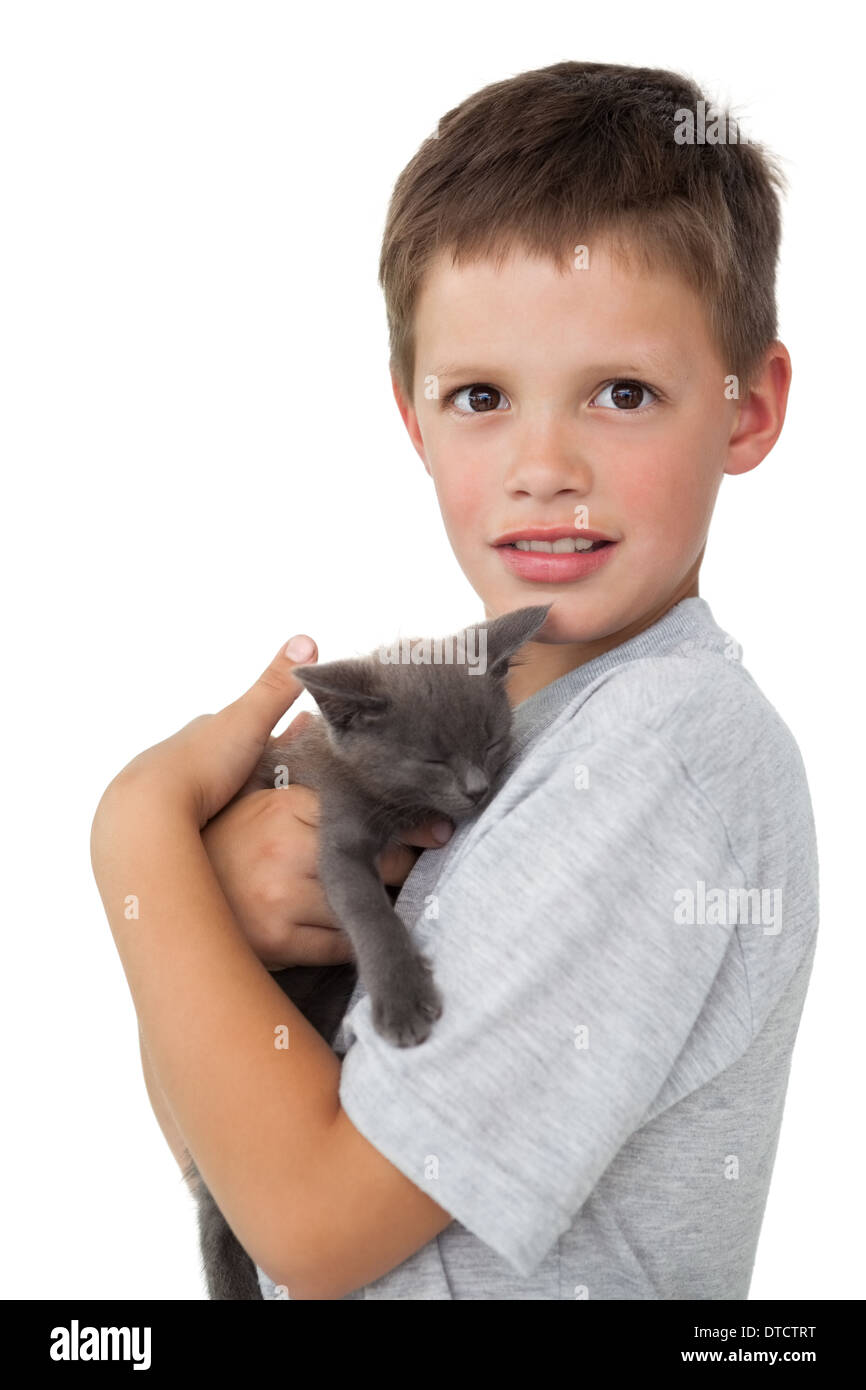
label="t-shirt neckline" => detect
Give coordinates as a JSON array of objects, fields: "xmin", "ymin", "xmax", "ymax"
[{"xmin": 510, "ymin": 595, "xmax": 723, "ymax": 728}]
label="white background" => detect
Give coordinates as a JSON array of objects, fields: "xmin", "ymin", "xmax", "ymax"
[{"xmin": 2, "ymin": 0, "xmax": 861, "ymax": 1301}]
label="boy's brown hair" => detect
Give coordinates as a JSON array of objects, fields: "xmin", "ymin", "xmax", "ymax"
[{"xmin": 379, "ymin": 61, "xmax": 787, "ymax": 405}]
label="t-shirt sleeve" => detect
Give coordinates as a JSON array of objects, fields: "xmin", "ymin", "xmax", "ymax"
[{"xmin": 337, "ymin": 720, "xmax": 751, "ymax": 1278}]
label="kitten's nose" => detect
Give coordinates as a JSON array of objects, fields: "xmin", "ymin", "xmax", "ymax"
[{"xmin": 463, "ymin": 766, "xmax": 490, "ymax": 802}]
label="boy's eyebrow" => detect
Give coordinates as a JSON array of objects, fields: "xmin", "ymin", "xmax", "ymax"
[
  {"xmin": 428, "ymin": 362, "xmax": 487, "ymax": 380},
  {"xmin": 428, "ymin": 351, "xmax": 680, "ymax": 381}
]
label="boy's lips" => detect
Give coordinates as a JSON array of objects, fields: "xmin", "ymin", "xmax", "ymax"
[
  {"xmin": 491, "ymin": 526, "xmax": 615, "ymax": 546},
  {"xmin": 491, "ymin": 528, "xmax": 618, "ymax": 583}
]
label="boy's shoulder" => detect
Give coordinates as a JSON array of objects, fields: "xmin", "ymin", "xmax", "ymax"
[
  {"xmin": 534, "ymin": 639, "xmax": 816, "ymax": 877},
  {"xmin": 533, "ymin": 638, "xmax": 819, "ymax": 1028},
  {"xmin": 551, "ymin": 639, "xmax": 805, "ymax": 781}
]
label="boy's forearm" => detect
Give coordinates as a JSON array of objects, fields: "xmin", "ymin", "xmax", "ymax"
[
  {"xmin": 92, "ymin": 792, "xmax": 342, "ymax": 1289},
  {"xmin": 138, "ymin": 1024, "xmax": 198, "ymax": 1192}
]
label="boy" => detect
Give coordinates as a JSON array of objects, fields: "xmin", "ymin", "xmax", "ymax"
[{"xmin": 145, "ymin": 60, "xmax": 819, "ymax": 1299}]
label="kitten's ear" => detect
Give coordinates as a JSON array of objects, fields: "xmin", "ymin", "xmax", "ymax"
[
  {"xmin": 482, "ymin": 603, "xmax": 553, "ymax": 679},
  {"xmin": 294, "ymin": 660, "xmax": 389, "ymax": 732}
]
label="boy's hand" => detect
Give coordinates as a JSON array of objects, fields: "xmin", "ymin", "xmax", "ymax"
[{"xmin": 202, "ymin": 722, "xmax": 453, "ymax": 970}]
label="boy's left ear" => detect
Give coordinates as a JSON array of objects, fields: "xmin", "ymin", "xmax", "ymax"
[
  {"xmin": 481, "ymin": 604, "xmax": 553, "ymax": 678},
  {"xmin": 724, "ymin": 342, "xmax": 792, "ymax": 476}
]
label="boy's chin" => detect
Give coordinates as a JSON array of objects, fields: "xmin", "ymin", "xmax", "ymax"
[{"xmin": 483, "ymin": 584, "xmax": 659, "ymax": 647}]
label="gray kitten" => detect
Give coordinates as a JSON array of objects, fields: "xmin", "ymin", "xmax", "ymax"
[{"xmin": 182, "ymin": 602, "xmax": 551, "ymax": 1298}]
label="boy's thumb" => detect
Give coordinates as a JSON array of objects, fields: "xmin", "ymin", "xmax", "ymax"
[{"xmin": 232, "ymin": 635, "xmax": 319, "ymax": 740}]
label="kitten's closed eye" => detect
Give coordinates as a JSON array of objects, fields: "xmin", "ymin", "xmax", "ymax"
[{"xmin": 422, "ymin": 739, "xmax": 505, "ymax": 767}]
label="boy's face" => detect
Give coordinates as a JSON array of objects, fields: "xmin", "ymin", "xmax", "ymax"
[{"xmin": 393, "ymin": 238, "xmax": 786, "ymax": 695}]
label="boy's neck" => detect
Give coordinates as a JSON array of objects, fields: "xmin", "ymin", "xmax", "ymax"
[{"xmin": 505, "ymin": 572, "xmax": 701, "ymax": 708}]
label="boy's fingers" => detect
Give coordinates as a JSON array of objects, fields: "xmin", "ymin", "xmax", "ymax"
[
  {"xmin": 375, "ymin": 840, "xmax": 420, "ymax": 885},
  {"xmin": 396, "ymin": 820, "xmax": 454, "ymax": 849},
  {"xmin": 280, "ymin": 924, "xmax": 355, "ymax": 967},
  {"xmin": 375, "ymin": 821, "xmax": 455, "ymax": 887}
]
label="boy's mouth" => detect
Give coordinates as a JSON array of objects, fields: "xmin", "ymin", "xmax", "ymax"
[
  {"xmin": 491, "ymin": 526, "xmax": 616, "ymax": 551},
  {"xmin": 498, "ymin": 539, "xmax": 612, "ymax": 553},
  {"xmin": 492, "ymin": 529, "xmax": 618, "ymax": 582}
]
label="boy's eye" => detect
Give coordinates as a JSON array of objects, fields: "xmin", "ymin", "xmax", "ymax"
[
  {"xmin": 442, "ymin": 378, "xmax": 662, "ymax": 416},
  {"xmin": 444, "ymin": 383, "xmax": 510, "ymax": 415},
  {"xmin": 591, "ymin": 379, "xmax": 658, "ymax": 411}
]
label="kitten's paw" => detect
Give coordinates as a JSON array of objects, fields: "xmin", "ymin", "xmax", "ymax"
[{"xmin": 372, "ymin": 956, "xmax": 443, "ymax": 1048}]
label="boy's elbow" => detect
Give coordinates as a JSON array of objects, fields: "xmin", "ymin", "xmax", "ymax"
[
  {"xmin": 258, "ymin": 1208, "xmax": 356, "ymax": 1300},
  {"xmin": 255, "ymin": 1111, "xmax": 355, "ymax": 1299}
]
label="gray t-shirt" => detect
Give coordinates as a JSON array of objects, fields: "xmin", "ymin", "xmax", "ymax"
[{"xmin": 257, "ymin": 596, "xmax": 819, "ymax": 1300}]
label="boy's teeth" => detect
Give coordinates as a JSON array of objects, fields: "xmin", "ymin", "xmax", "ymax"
[{"xmin": 513, "ymin": 538, "xmax": 597, "ymax": 552}]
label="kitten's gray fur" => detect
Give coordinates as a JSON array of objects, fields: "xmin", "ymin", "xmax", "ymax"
[{"xmin": 182, "ymin": 603, "xmax": 552, "ymax": 1299}]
